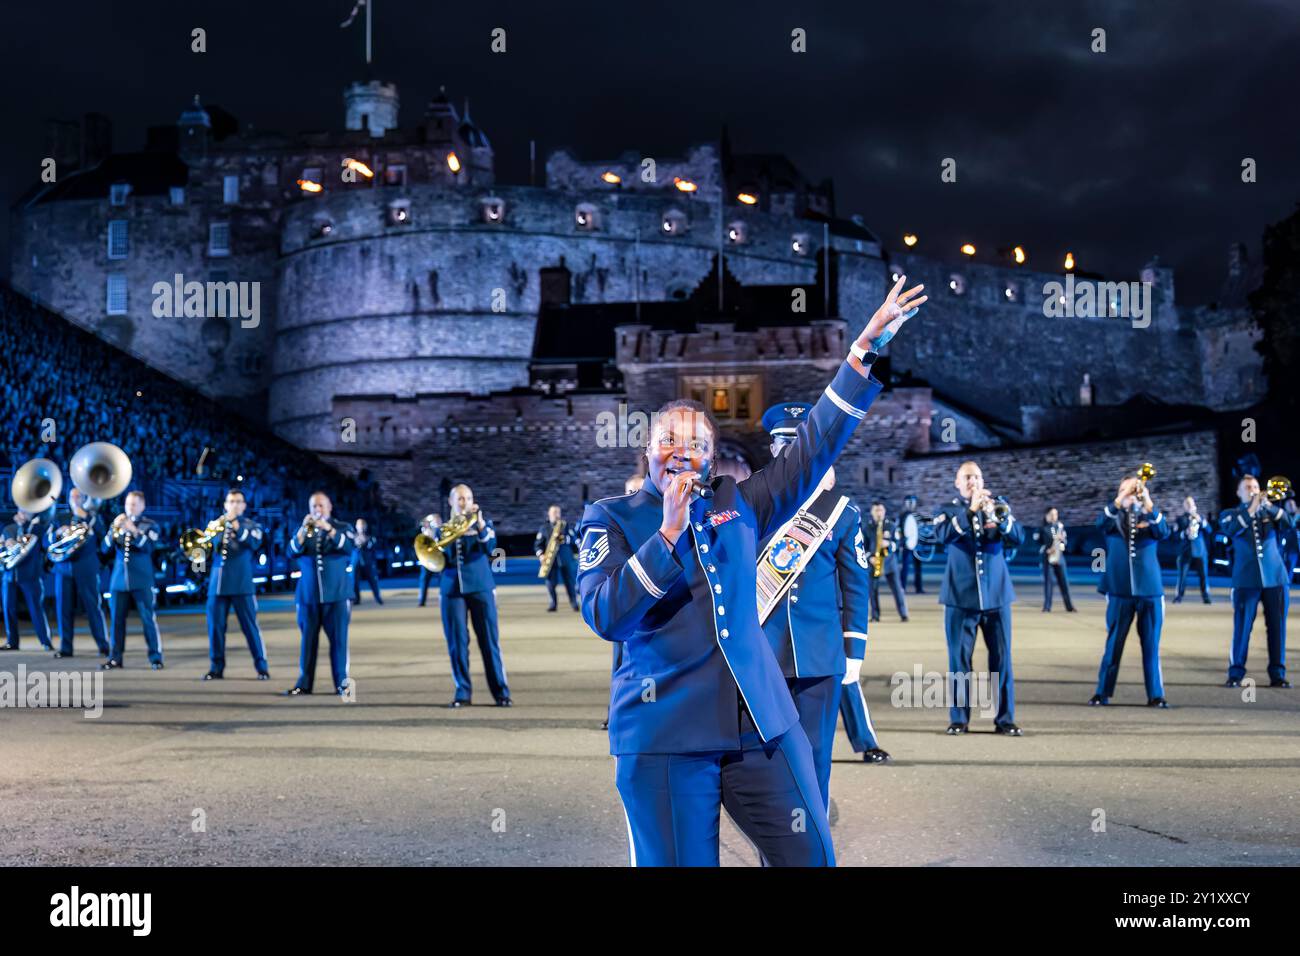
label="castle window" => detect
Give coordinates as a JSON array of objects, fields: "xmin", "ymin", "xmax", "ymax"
[
  {"xmin": 170, "ymin": 186, "xmax": 186, "ymax": 205},
  {"xmin": 575, "ymin": 203, "xmax": 599, "ymax": 231},
  {"xmin": 384, "ymin": 164, "xmax": 407, "ymax": 186},
  {"xmin": 662, "ymin": 209, "xmax": 688, "ymax": 236},
  {"xmin": 313, "ymin": 219, "xmax": 334, "ymax": 239},
  {"xmin": 481, "ymin": 196, "xmax": 506, "ymax": 223},
  {"xmin": 1004, "ymin": 284, "xmax": 1018, "ymax": 302},
  {"xmin": 711, "ymin": 388, "xmax": 731, "ymax": 416},
  {"xmin": 209, "ymin": 222, "xmax": 231, "ymax": 257},
  {"xmin": 727, "ymin": 221, "xmax": 747, "ymax": 244},
  {"xmin": 222, "ymin": 174, "xmax": 240, "ymax": 204},
  {"xmin": 948, "ymin": 273, "xmax": 966, "ymax": 295},
  {"xmin": 105, "ymin": 275, "xmax": 128, "ymax": 314},
  {"xmin": 109, "ymin": 183, "xmax": 131, "ymax": 206},
  {"xmin": 791, "ymin": 233, "xmax": 811, "ymax": 256},
  {"xmin": 107, "ymin": 220, "xmax": 129, "ymax": 260},
  {"xmin": 735, "ymin": 387, "xmax": 751, "ymax": 420}
]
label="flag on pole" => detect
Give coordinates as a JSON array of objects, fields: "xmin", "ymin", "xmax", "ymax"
[{"xmin": 340, "ymin": 0, "xmax": 366, "ymax": 28}]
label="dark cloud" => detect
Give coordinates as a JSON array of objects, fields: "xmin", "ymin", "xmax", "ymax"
[{"xmin": 1, "ymin": 0, "xmax": 1296, "ymax": 301}]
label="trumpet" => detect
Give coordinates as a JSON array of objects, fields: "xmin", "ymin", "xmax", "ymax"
[
  {"xmin": 179, "ymin": 515, "xmax": 229, "ymax": 563},
  {"xmin": 976, "ymin": 491, "xmax": 1012, "ymax": 523},
  {"xmin": 1265, "ymin": 476, "xmax": 1292, "ymax": 504}
]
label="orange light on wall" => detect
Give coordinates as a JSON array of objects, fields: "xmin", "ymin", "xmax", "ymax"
[
  {"xmin": 1064, "ymin": 252, "xmax": 1075, "ymax": 271},
  {"xmin": 446, "ymin": 152, "xmax": 462, "ymax": 173},
  {"xmin": 903, "ymin": 233, "xmax": 918, "ymax": 247},
  {"xmin": 296, "ymin": 179, "xmax": 323, "ymax": 193},
  {"xmin": 342, "ymin": 158, "xmax": 374, "ymax": 178},
  {"xmin": 673, "ymin": 177, "xmax": 698, "ymax": 193},
  {"xmin": 1013, "ymin": 246, "xmax": 1026, "ymax": 264},
  {"xmin": 601, "ymin": 171, "xmax": 622, "ymax": 184},
  {"xmin": 737, "ymin": 192, "xmax": 758, "ymax": 205},
  {"xmin": 960, "ymin": 243, "xmax": 976, "ymax": 256}
]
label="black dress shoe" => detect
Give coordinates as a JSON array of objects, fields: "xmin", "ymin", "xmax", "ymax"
[
  {"xmin": 1223, "ymin": 678, "xmax": 1242, "ymax": 688},
  {"xmin": 201, "ymin": 671, "xmax": 224, "ymax": 681},
  {"xmin": 447, "ymin": 699, "xmax": 469, "ymax": 708},
  {"xmin": 995, "ymin": 723, "xmax": 1023, "ymax": 736},
  {"xmin": 546, "ymin": 606, "xmax": 557, "ymax": 613},
  {"xmin": 945, "ymin": 722, "xmax": 968, "ymax": 735},
  {"xmin": 257, "ymin": 671, "xmax": 271, "ymax": 681},
  {"xmin": 599, "ymin": 719, "xmax": 609, "ymax": 730},
  {"xmin": 1089, "ymin": 694, "xmax": 1108, "ymax": 706},
  {"xmin": 1041, "ymin": 608, "xmax": 1051, "ymax": 613},
  {"xmin": 283, "ymin": 686, "xmax": 309, "ymax": 696},
  {"xmin": 571, "ymin": 605, "xmax": 580, "ymax": 612},
  {"xmin": 1202, "ymin": 598, "xmax": 1213, "ymax": 605},
  {"xmin": 1066, "ymin": 607, "xmax": 1078, "ymax": 613},
  {"xmin": 870, "ymin": 616, "xmax": 881, "ymax": 623},
  {"xmin": 101, "ymin": 660, "xmax": 121, "ymax": 670},
  {"xmin": 863, "ymin": 748, "xmax": 892, "ymax": 763},
  {"xmin": 41, "ymin": 644, "xmax": 54, "ymax": 651},
  {"xmin": 0, "ymin": 644, "xmax": 19, "ymax": 651},
  {"xmin": 150, "ymin": 662, "xmax": 165, "ymax": 670},
  {"xmin": 1148, "ymin": 697, "xmax": 1170, "ymax": 708},
  {"xmin": 1172, "ymin": 596, "xmax": 1183, "ymax": 604},
  {"xmin": 52, "ymin": 651, "xmax": 72, "ymax": 659},
  {"xmin": 900, "ymin": 616, "xmax": 909, "ymax": 622},
  {"xmin": 1270, "ymin": 679, "xmax": 1293, "ymax": 688},
  {"xmin": 496, "ymin": 698, "xmax": 513, "ymax": 707}
]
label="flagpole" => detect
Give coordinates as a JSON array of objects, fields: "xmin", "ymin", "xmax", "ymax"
[{"xmin": 366, "ymin": 0, "xmax": 372, "ymax": 64}]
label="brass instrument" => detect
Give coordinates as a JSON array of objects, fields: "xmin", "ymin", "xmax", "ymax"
[
  {"xmin": 10, "ymin": 442, "xmax": 132, "ymax": 566},
  {"xmin": 538, "ymin": 519, "xmax": 566, "ymax": 579},
  {"xmin": 1, "ymin": 523, "xmax": 40, "ymax": 571},
  {"xmin": 1045, "ymin": 524, "xmax": 1065, "ymax": 566},
  {"xmin": 1186, "ymin": 513, "xmax": 1202, "ymax": 542},
  {"xmin": 978, "ymin": 491, "xmax": 1012, "ymax": 523},
  {"xmin": 1265, "ymin": 476, "xmax": 1292, "ymax": 503},
  {"xmin": 869, "ymin": 519, "xmax": 886, "ymax": 578},
  {"xmin": 48, "ymin": 516, "xmax": 95, "ymax": 563},
  {"xmin": 180, "ymin": 516, "xmax": 229, "ymax": 563},
  {"xmin": 414, "ymin": 507, "xmax": 479, "ymax": 574}
]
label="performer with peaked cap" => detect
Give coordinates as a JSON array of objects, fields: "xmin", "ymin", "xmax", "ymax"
[
  {"xmin": 578, "ymin": 275, "xmax": 925, "ymax": 866},
  {"xmin": 759, "ymin": 401, "xmax": 890, "ymax": 797}
]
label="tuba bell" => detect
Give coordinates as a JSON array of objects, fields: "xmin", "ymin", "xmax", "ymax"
[{"xmin": 10, "ymin": 457, "xmax": 63, "ymax": 514}]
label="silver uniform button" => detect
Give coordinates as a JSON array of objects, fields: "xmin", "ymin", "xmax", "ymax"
[
  {"xmin": 714, "ymin": 584, "xmax": 722, "ymax": 594},
  {"xmin": 707, "ymin": 564, "xmax": 717, "ymax": 573},
  {"xmin": 717, "ymin": 605, "xmax": 725, "ymax": 615},
  {"xmin": 700, "ymin": 544, "xmax": 709, "ymax": 553},
  {"xmin": 720, "ymin": 628, "xmax": 730, "ymax": 638},
  {"xmin": 694, "ymin": 523, "xmax": 703, "ymax": 532}
]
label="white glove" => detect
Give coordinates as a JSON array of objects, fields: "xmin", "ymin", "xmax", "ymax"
[{"xmin": 842, "ymin": 658, "xmax": 863, "ymax": 685}]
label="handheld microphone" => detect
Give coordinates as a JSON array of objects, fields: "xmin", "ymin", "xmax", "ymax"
[{"xmin": 692, "ymin": 479, "xmax": 715, "ymax": 500}]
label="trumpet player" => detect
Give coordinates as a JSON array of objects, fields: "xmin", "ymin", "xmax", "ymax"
[
  {"xmin": 534, "ymin": 504, "xmax": 579, "ymax": 612},
  {"xmin": 1035, "ymin": 507, "xmax": 1076, "ymax": 613},
  {"xmin": 102, "ymin": 491, "xmax": 164, "ymax": 670},
  {"xmin": 203, "ymin": 489, "xmax": 269, "ymax": 681},
  {"xmin": 1220, "ymin": 475, "xmax": 1293, "ymax": 689},
  {"xmin": 2, "ymin": 509, "xmax": 53, "ymax": 651},
  {"xmin": 285, "ymin": 492, "xmax": 356, "ymax": 696},
  {"xmin": 351, "ymin": 518, "xmax": 384, "ymax": 605},
  {"xmin": 439, "ymin": 484, "xmax": 511, "ymax": 708},
  {"xmin": 1173, "ymin": 496, "xmax": 1212, "ymax": 604},
  {"xmin": 934, "ymin": 461, "xmax": 1025, "ymax": 735},
  {"xmin": 46, "ymin": 487, "xmax": 109, "ymax": 658},
  {"xmin": 1091, "ymin": 474, "xmax": 1170, "ymax": 707},
  {"xmin": 864, "ymin": 502, "xmax": 908, "ymax": 622}
]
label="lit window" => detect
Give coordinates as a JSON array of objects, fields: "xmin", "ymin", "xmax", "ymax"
[
  {"xmin": 106, "ymin": 275, "xmax": 128, "ymax": 314},
  {"xmin": 575, "ymin": 203, "xmax": 599, "ymax": 230},
  {"xmin": 384, "ymin": 164, "xmax": 407, "ymax": 186},
  {"xmin": 727, "ymin": 221, "xmax": 747, "ymax": 244},
  {"xmin": 711, "ymin": 388, "xmax": 731, "ymax": 416},
  {"xmin": 663, "ymin": 209, "xmax": 688, "ymax": 236},
  {"xmin": 301, "ymin": 167, "xmax": 323, "ymax": 185},
  {"xmin": 107, "ymin": 220, "xmax": 129, "ymax": 259},
  {"xmin": 481, "ymin": 197, "xmax": 506, "ymax": 223},
  {"xmin": 223, "ymin": 174, "xmax": 240, "ymax": 204},
  {"xmin": 209, "ymin": 222, "xmax": 231, "ymax": 256},
  {"xmin": 791, "ymin": 233, "xmax": 810, "ymax": 256},
  {"xmin": 948, "ymin": 274, "xmax": 966, "ymax": 295},
  {"xmin": 735, "ymin": 387, "xmax": 751, "ymax": 420},
  {"xmin": 1004, "ymin": 285, "xmax": 1018, "ymax": 302},
  {"xmin": 388, "ymin": 200, "xmax": 411, "ymax": 225},
  {"xmin": 170, "ymin": 186, "xmax": 186, "ymax": 205},
  {"xmin": 109, "ymin": 183, "xmax": 131, "ymax": 206}
]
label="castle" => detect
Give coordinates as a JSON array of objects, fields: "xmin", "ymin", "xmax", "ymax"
[{"xmin": 10, "ymin": 79, "xmax": 1260, "ymax": 539}]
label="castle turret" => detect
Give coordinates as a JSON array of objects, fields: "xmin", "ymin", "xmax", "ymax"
[
  {"xmin": 177, "ymin": 94, "xmax": 211, "ymax": 159},
  {"xmin": 344, "ymin": 80, "xmax": 399, "ymax": 137}
]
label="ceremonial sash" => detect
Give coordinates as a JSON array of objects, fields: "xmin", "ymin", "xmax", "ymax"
[{"xmin": 756, "ymin": 489, "xmax": 848, "ymax": 625}]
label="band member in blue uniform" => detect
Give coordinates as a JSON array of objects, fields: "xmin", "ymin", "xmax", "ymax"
[
  {"xmin": 46, "ymin": 488, "xmax": 109, "ymax": 658},
  {"xmin": 899, "ymin": 494, "xmax": 926, "ymax": 594},
  {"xmin": 1220, "ymin": 475, "xmax": 1293, "ymax": 688},
  {"xmin": 758, "ymin": 405, "xmax": 885, "ymax": 805},
  {"xmin": 417, "ymin": 514, "xmax": 438, "ymax": 607},
  {"xmin": 2, "ymin": 508, "xmax": 53, "ymax": 651},
  {"xmin": 102, "ymin": 491, "xmax": 164, "ymax": 670},
  {"xmin": 1034, "ymin": 507, "xmax": 1076, "ymax": 612},
  {"xmin": 285, "ymin": 492, "xmax": 355, "ymax": 696},
  {"xmin": 535, "ymin": 504, "xmax": 580, "ymax": 612},
  {"xmin": 579, "ymin": 275, "xmax": 925, "ymax": 866},
  {"xmin": 864, "ymin": 502, "xmax": 908, "ymax": 622},
  {"xmin": 935, "ymin": 462, "xmax": 1025, "ymax": 735},
  {"xmin": 203, "ymin": 489, "xmax": 270, "ymax": 680},
  {"xmin": 351, "ymin": 518, "xmax": 384, "ymax": 605},
  {"xmin": 1281, "ymin": 498, "xmax": 1300, "ymax": 585},
  {"xmin": 1173, "ymin": 496, "xmax": 1212, "ymax": 604},
  {"xmin": 440, "ymin": 484, "xmax": 511, "ymax": 708},
  {"xmin": 1091, "ymin": 475, "xmax": 1170, "ymax": 706}
]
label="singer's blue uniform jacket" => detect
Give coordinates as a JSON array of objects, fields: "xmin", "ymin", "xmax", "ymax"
[{"xmin": 579, "ymin": 361, "xmax": 881, "ymax": 755}]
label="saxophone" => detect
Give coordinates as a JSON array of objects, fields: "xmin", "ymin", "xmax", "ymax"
[
  {"xmin": 870, "ymin": 520, "xmax": 886, "ymax": 578},
  {"xmin": 538, "ymin": 519, "xmax": 566, "ymax": 579},
  {"xmin": 1046, "ymin": 523, "xmax": 1064, "ymax": 565}
]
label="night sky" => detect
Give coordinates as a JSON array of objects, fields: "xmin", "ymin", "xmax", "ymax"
[{"xmin": 2, "ymin": 0, "xmax": 1297, "ymax": 303}]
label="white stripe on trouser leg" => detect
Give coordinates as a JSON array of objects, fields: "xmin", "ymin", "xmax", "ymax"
[
  {"xmin": 619, "ymin": 797, "xmax": 638, "ymax": 867},
  {"xmin": 855, "ymin": 681, "xmax": 877, "ymax": 740}
]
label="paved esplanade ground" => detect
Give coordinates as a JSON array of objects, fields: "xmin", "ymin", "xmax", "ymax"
[{"xmin": 1, "ymin": 581, "xmax": 1296, "ymax": 866}]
